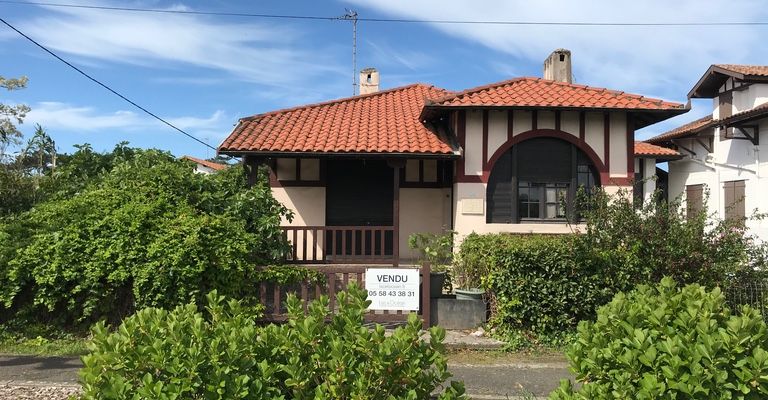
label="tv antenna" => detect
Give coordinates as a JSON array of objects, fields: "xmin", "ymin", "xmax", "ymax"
[{"xmin": 340, "ymin": 9, "xmax": 358, "ymax": 95}]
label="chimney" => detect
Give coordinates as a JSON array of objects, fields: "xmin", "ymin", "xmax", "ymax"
[
  {"xmin": 359, "ymin": 67, "xmax": 380, "ymax": 95},
  {"xmin": 543, "ymin": 49, "xmax": 572, "ymax": 83}
]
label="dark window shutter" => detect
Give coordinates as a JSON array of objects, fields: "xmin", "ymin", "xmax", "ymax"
[
  {"xmin": 486, "ymin": 150, "xmax": 513, "ymax": 223},
  {"xmin": 719, "ymin": 91, "xmax": 733, "ymax": 141},
  {"xmin": 724, "ymin": 180, "xmax": 745, "ymax": 222},
  {"xmin": 686, "ymin": 184, "xmax": 704, "ymax": 219}
]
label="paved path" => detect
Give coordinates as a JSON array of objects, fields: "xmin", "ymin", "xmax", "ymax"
[
  {"xmin": 0, "ymin": 356, "xmax": 80, "ymax": 384},
  {"xmin": 0, "ymin": 355, "xmax": 572, "ymax": 399},
  {"xmin": 449, "ymin": 362, "xmax": 571, "ymax": 399}
]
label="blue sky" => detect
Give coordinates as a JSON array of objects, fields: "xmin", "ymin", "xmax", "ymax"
[{"xmin": 2, "ymin": 0, "xmax": 767, "ymax": 160}]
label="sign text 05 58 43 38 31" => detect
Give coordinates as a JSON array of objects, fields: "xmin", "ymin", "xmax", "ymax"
[{"xmin": 365, "ymin": 268, "xmax": 420, "ymax": 311}]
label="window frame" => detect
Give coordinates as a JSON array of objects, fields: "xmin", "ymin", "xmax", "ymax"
[{"xmin": 486, "ymin": 138, "xmax": 599, "ymax": 224}]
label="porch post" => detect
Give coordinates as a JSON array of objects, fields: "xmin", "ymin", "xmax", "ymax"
[
  {"xmin": 388, "ymin": 159, "xmax": 405, "ymax": 267},
  {"xmin": 244, "ymin": 155, "xmax": 260, "ymax": 187},
  {"xmin": 393, "ymin": 163, "xmax": 401, "ymax": 267}
]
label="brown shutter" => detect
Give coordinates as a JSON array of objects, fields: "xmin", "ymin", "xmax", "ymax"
[
  {"xmin": 685, "ymin": 184, "xmax": 704, "ymax": 219},
  {"xmin": 719, "ymin": 91, "xmax": 733, "ymax": 140},
  {"xmin": 724, "ymin": 180, "xmax": 746, "ymax": 222}
]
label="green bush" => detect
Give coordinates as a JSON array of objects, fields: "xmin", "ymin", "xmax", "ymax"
[
  {"xmin": 0, "ymin": 149, "xmax": 291, "ymax": 326},
  {"xmin": 550, "ymin": 278, "xmax": 768, "ymax": 399},
  {"xmin": 458, "ymin": 188, "xmax": 768, "ymax": 346},
  {"xmin": 80, "ymin": 285, "xmax": 467, "ymax": 400},
  {"xmin": 461, "ymin": 233, "xmax": 624, "ymax": 337},
  {"xmin": 577, "ymin": 188, "xmax": 767, "ymax": 289}
]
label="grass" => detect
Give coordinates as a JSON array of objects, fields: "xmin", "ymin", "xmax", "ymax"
[
  {"xmin": 0, "ymin": 323, "xmax": 90, "ymax": 356},
  {"xmin": 446, "ymin": 348, "xmax": 567, "ymax": 365}
]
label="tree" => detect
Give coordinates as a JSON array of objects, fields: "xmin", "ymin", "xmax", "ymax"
[
  {"xmin": 0, "ymin": 76, "xmax": 30, "ymax": 161},
  {"xmin": 19, "ymin": 124, "xmax": 56, "ymax": 175},
  {"xmin": 1, "ymin": 148, "xmax": 292, "ymax": 326}
]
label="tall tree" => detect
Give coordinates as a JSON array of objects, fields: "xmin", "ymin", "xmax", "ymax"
[{"xmin": 0, "ymin": 76, "xmax": 30, "ymax": 162}]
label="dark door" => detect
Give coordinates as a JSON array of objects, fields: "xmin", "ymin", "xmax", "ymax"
[
  {"xmin": 325, "ymin": 159, "xmax": 394, "ymax": 258},
  {"xmin": 326, "ymin": 159, "xmax": 393, "ymax": 226}
]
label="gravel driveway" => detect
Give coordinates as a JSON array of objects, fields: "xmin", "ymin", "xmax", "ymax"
[{"xmin": 0, "ymin": 383, "xmax": 81, "ymax": 400}]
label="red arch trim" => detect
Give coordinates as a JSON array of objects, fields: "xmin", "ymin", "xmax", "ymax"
[{"xmin": 482, "ymin": 129, "xmax": 607, "ymax": 184}]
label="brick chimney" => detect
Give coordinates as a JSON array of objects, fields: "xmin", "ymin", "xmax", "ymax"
[
  {"xmin": 359, "ymin": 67, "xmax": 380, "ymax": 95},
  {"xmin": 543, "ymin": 49, "xmax": 572, "ymax": 83}
]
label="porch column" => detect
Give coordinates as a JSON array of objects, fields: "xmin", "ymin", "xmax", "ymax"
[
  {"xmin": 243, "ymin": 155, "xmax": 261, "ymax": 187},
  {"xmin": 388, "ymin": 159, "xmax": 405, "ymax": 267}
]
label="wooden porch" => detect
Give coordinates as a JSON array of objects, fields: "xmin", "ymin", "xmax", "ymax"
[{"xmin": 281, "ymin": 225, "xmax": 398, "ymax": 265}]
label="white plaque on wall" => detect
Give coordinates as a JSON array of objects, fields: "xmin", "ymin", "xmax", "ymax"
[{"xmin": 461, "ymin": 198, "xmax": 484, "ymax": 215}]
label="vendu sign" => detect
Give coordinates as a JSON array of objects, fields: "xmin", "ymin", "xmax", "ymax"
[{"xmin": 365, "ymin": 268, "xmax": 420, "ymax": 311}]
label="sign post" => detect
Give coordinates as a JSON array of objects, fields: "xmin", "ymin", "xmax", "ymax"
[{"xmin": 365, "ymin": 268, "xmax": 420, "ymax": 311}]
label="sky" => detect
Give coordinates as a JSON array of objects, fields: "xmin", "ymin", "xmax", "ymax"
[{"xmin": 2, "ymin": 0, "xmax": 768, "ymax": 160}]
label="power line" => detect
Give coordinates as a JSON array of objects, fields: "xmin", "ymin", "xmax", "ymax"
[
  {"xmin": 0, "ymin": 16, "xmax": 217, "ymax": 151},
  {"xmin": 1, "ymin": 0, "xmax": 768, "ymax": 26}
]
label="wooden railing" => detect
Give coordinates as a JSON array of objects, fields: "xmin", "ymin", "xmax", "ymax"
[
  {"xmin": 281, "ymin": 226, "xmax": 396, "ymax": 264},
  {"xmin": 258, "ymin": 264, "xmax": 430, "ymax": 329}
]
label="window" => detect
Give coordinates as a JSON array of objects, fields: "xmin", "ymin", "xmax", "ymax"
[
  {"xmin": 517, "ymin": 182, "xmax": 568, "ymax": 219},
  {"xmin": 723, "ymin": 180, "xmax": 745, "ymax": 222},
  {"xmin": 271, "ymin": 158, "xmax": 323, "ymax": 186},
  {"xmin": 486, "ymin": 137, "xmax": 599, "ymax": 223},
  {"xmin": 685, "ymin": 184, "xmax": 704, "ymax": 219},
  {"xmin": 400, "ymin": 159, "xmax": 452, "ymax": 187}
]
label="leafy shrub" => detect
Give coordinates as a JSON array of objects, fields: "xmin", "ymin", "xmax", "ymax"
[
  {"xmin": 462, "ymin": 233, "xmax": 624, "ymax": 337},
  {"xmin": 458, "ymin": 188, "xmax": 768, "ymax": 346},
  {"xmin": 577, "ymin": 188, "xmax": 767, "ymax": 289},
  {"xmin": 550, "ymin": 278, "xmax": 768, "ymax": 399},
  {"xmin": 0, "ymin": 149, "xmax": 291, "ymax": 326},
  {"xmin": 80, "ymin": 285, "xmax": 467, "ymax": 400}
]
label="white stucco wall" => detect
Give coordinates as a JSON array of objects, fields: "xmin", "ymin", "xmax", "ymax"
[
  {"xmin": 584, "ymin": 112, "xmax": 605, "ymax": 163},
  {"xmin": 609, "ymin": 112, "xmax": 628, "ymax": 177},
  {"xmin": 399, "ymin": 188, "xmax": 451, "ymax": 260},
  {"xmin": 465, "ymin": 110, "xmax": 484, "ymax": 175},
  {"xmin": 272, "ymin": 187, "xmax": 326, "ymax": 260},
  {"xmin": 452, "ymin": 182, "xmax": 583, "ymax": 241},
  {"xmin": 512, "ymin": 110, "xmax": 533, "ymax": 136},
  {"xmin": 666, "ymin": 115, "xmax": 768, "ymax": 241},
  {"xmin": 487, "ymin": 110, "xmax": 507, "ymax": 158}
]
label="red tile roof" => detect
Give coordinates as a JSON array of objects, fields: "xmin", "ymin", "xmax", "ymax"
[
  {"xmin": 646, "ymin": 115, "xmax": 714, "ymax": 143},
  {"xmin": 428, "ymin": 78, "xmax": 686, "ymax": 110},
  {"xmin": 182, "ymin": 155, "xmax": 229, "ymax": 171},
  {"xmin": 219, "ymin": 84, "xmax": 456, "ymax": 156},
  {"xmin": 634, "ymin": 141, "xmax": 681, "ymax": 158},
  {"xmin": 718, "ymin": 101, "xmax": 768, "ymax": 126},
  {"xmin": 714, "ymin": 64, "xmax": 768, "ymax": 77}
]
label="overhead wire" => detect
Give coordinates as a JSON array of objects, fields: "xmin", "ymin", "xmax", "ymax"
[
  {"xmin": 0, "ymin": 16, "xmax": 218, "ymax": 151},
  {"xmin": 1, "ymin": 0, "xmax": 767, "ymax": 26}
]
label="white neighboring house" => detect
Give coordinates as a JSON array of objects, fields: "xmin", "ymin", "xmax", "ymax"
[
  {"xmin": 181, "ymin": 155, "xmax": 229, "ymax": 175},
  {"xmin": 647, "ymin": 64, "xmax": 768, "ymax": 240}
]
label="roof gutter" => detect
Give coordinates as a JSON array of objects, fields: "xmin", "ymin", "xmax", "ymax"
[{"xmin": 217, "ymin": 150, "xmax": 461, "ymax": 159}]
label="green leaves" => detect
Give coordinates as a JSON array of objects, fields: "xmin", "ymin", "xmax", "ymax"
[
  {"xmin": 554, "ymin": 279, "xmax": 768, "ymax": 399},
  {"xmin": 80, "ymin": 286, "xmax": 467, "ymax": 399},
  {"xmin": 1, "ymin": 148, "xmax": 290, "ymax": 326}
]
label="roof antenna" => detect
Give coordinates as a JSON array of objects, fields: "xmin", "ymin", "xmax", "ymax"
[{"xmin": 341, "ymin": 9, "xmax": 358, "ymax": 95}]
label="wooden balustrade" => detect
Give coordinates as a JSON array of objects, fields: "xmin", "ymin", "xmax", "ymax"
[
  {"xmin": 258, "ymin": 263, "xmax": 431, "ymax": 329},
  {"xmin": 281, "ymin": 226, "xmax": 396, "ymax": 264}
]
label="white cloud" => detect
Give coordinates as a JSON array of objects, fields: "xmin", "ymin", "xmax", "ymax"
[
  {"xmin": 24, "ymin": 101, "xmax": 229, "ymax": 140},
  {"xmin": 366, "ymin": 40, "xmax": 435, "ymax": 71},
  {"xmin": 13, "ymin": 1, "xmax": 346, "ymax": 87},
  {"xmin": 346, "ymin": 0, "xmax": 768, "ymax": 101}
]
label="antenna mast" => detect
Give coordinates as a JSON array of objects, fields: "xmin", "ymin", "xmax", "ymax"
[{"xmin": 341, "ymin": 9, "xmax": 358, "ymax": 95}]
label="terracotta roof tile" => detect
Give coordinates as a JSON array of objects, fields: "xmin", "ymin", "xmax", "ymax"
[
  {"xmin": 646, "ymin": 115, "xmax": 714, "ymax": 143},
  {"xmin": 219, "ymin": 84, "xmax": 455, "ymax": 155},
  {"xmin": 715, "ymin": 64, "xmax": 768, "ymax": 77},
  {"xmin": 717, "ymin": 101, "xmax": 768, "ymax": 125},
  {"xmin": 634, "ymin": 141, "xmax": 680, "ymax": 158},
  {"xmin": 182, "ymin": 155, "xmax": 229, "ymax": 171},
  {"xmin": 428, "ymin": 77, "xmax": 686, "ymax": 110}
]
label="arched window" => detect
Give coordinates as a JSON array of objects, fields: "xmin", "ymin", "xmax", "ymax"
[{"xmin": 486, "ymin": 137, "xmax": 599, "ymax": 223}]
